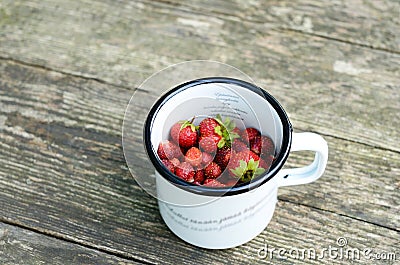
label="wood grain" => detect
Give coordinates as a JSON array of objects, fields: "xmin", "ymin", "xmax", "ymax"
[
  {"xmin": 0, "ymin": 0, "xmax": 398, "ymax": 152},
  {"xmin": 280, "ymin": 141, "xmax": 400, "ymax": 230},
  {"xmin": 0, "ymin": 60, "xmax": 399, "ymax": 264},
  {"xmin": 0, "ymin": 222, "xmax": 140, "ymax": 265},
  {"xmin": 148, "ymin": 0, "xmax": 400, "ymax": 53}
]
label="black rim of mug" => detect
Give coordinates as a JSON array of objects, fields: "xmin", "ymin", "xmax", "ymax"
[{"xmin": 144, "ymin": 77, "xmax": 293, "ymax": 196}]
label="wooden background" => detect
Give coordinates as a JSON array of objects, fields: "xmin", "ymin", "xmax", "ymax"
[{"xmin": 0, "ymin": 0, "xmax": 399, "ymax": 264}]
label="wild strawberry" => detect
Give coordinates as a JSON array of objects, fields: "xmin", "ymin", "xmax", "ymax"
[
  {"xmin": 161, "ymin": 159, "xmax": 175, "ymax": 173},
  {"xmin": 175, "ymin": 162, "xmax": 195, "ymax": 182},
  {"xmin": 261, "ymin": 135, "xmax": 275, "ymax": 156},
  {"xmin": 213, "ymin": 172, "xmax": 238, "ymax": 187},
  {"xmin": 185, "ymin": 147, "xmax": 202, "ymax": 167},
  {"xmin": 227, "ymin": 150, "xmax": 265, "ymax": 182},
  {"xmin": 203, "ymin": 178, "xmax": 226, "ymax": 187},
  {"xmin": 204, "ymin": 162, "xmax": 222, "ymax": 178},
  {"xmin": 247, "ymin": 150, "xmax": 260, "ymax": 162},
  {"xmin": 193, "ymin": 169, "xmax": 205, "ymax": 184},
  {"xmin": 170, "ymin": 122, "xmax": 182, "ymax": 143},
  {"xmin": 199, "ymin": 118, "xmax": 220, "ymax": 137},
  {"xmin": 179, "ymin": 126, "xmax": 198, "ymax": 149},
  {"xmin": 228, "ymin": 150, "xmax": 259, "ymax": 168},
  {"xmin": 250, "ymin": 136, "xmax": 262, "ymax": 155},
  {"xmin": 250, "ymin": 135, "xmax": 275, "ymax": 156},
  {"xmin": 232, "ymin": 139, "xmax": 248, "ymax": 152},
  {"xmin": 214, "ymin": 146, "xmax": 233, "ymax": 170},
  {"xmin": 157, "ymin": 140, "xmax": 181, "ymax": 160},
  {"xmin": 241, "ymin": 128, "xmax": 261, "ymax": 143},
  {"xmin": 199, "ymin": 115, "xmax": 239, "ymax": 148},
  {"xmin": 224, "ymin": 178, "xmax": 239, "ymax": 187},
  {"xmin": 259, "ymin": 155, "xmax": 274, "ymax": 171},
  {"xmin": 199, "ymin": 135, "xmax": 219, "ymax": 153},
  {"xmin": 170, "ymin": 158, "xmax": 180, "ymax": 167},
  {"xmin": 201, "ymin": 152, "xmax": 214, "ymax": 167}
]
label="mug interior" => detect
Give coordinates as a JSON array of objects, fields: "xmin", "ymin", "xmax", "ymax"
[
  {"xmin": 151, "ymin": 83, "xmax": 283, "ymax": 154},
  {"xmin": 145, "ymin": 77, "xmax": 292, "ymax": 196}
]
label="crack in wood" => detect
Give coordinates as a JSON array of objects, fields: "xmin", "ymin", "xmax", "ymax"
[
  {"xmin": 281, "ymin": 28, "xmax": 400, "ymax": 56},
  {"xmin": 0, "ymin": 56, "xmax": 136, "ymax": 92}
]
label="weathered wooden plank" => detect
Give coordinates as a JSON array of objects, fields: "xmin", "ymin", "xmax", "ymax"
[
  {"xmin": 0, "ymin": 59, "xmax": 398, "ymax": 230},
  {"xmin": 0, "ymin": 60, "xmax": 399, "ymax": 264},
  {"xmin": 148, "ymin": 0, "xmax": 400, "ymax": 53},
  {"xmin": 0, "ymin": 222, "xmax": 140, "ymax": 265},
  {"xmin": 0, "ymin": 0, "xmax": 399, "ymax": 152},
  {"xmin": 248, "ymin": 201, "xmax": 399, "ymax": 264},
  {"xmin": 280, "ymin": 136, "xmax": 400, "ymax": 230}
]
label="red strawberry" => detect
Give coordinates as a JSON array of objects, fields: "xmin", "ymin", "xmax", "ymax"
[
  {"xmin": 247, "ymin": 150, "xmax": 260, "ymax": 162},
  {"xmin": 193, "ymin": 170, "xmax": 205, "ymax": 184},
  {"xmin": 199, "ymin": 115, "xmax": 240, "ymax": 149},
  {"xmin": 224, "ymin": 178, "xmax": 239, "ymax": 187},
  {"xmin": 204, "ymin": 162, "xmax": 222, "ymax": 178},
  {"xmin": 241, "ymin": 128, "xmax": 261, "ymax": 143},
  {"xmin": 199, "ymin": 118, "xmax": 220, "ymax": 136},
  {"xmin": 203, "ymin": 178, "xmax": 226, "ymax": 187},
  {"xmin": 185, "ymin": 147, "xmax": 203, "ymax": 167},
  {"xmin": 201, "ymin": 152, "xmax": 214, "ymax": 167},
  {"xmin": 179, "ymin": 126, "xmax": 198, "ymax": 149},
  {"xmin": 261, "ymin": 135, "xmax": 275, "ymax": 156},
  {"xmin": 213, "ymin": 172, "xmax": 238, "ymax": 187},
  {"xmin": 228, "ymin": 150, "xmax": 258, "ymax": 169},
  {"xmin": 157, "ymin": 140, "xmax": 181, "ymax": 160},
  {"xmin": 161, "ymin": 159, "xmax": 175, "ymax": 173},
  {"xmin": 250, "ymin": 136, "xmax": 262, "ymax": 155},
  {"xmin": 259, "ymin": 155, "xmax": 274, "ymax": 171},
  {"xmin": 250, "ymin": 135, "xmax": 275, "ymax": 156},
  {"xmin": 175, "ymin": 162, "xmax": 195, "ymax": 182},
  {"xmin": 170, "ymin": 158, "xmax": 180, "ymax": 167},
  {"xmin": 232, "ymin": 139, "xmax": 248, "ymax": 152},
  {"xmin": 214, "ymin": 146, "xmax": 233, "ymax": 170},
  {"xmin": 227, "ymin": 150, "xmax": 265, "ymax": 182},
  {"xmin": 199, "ymin": 135, "xmax": 219, "ymax": 153},
  {"xmin": 170, "ymin": 122, "xmax": 182, "ymax": 143}
]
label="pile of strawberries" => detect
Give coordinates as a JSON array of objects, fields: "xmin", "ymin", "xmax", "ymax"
[{"xmin": 157, "ymin": 115, "xmax": 275, "ymax": 187}]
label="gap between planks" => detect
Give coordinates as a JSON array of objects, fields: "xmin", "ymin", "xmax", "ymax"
[
  {"xmin": 0, "ymin": 219, "xmax": 156, "ymax": 265},
  {"xmin": 0, "ymin": 56, "xmax": 135, "ymax": 92}
]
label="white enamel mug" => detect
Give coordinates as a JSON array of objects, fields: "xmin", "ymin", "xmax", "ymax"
[{"xmin": 144, "ymin": 77, "xmax": 328, "ymax": 249}]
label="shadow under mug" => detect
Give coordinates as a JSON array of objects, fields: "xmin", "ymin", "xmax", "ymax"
[{"xmin": 144, "ymin": 77, "xmax": 328, "ymax": 249}]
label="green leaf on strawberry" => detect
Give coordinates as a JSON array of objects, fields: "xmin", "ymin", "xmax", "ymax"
[
  {"xmin": 214, "ymin": 125, "xmax": 222, "ymax": 135},
  {"xmin": 213, "ymin": 114, "xmax": 240, "ymax": 148},
  {"xmin": 215, "ymin": 114, "xmax": 224, "ymax": 125},
  {"xmin": 217, "ymin": 138, "xmax": 226, "ymax": 148},
  {"xmin": 180, "ymin": 118, "xmax": 198, "ymax": 132},
  {"xmin": 230, "ymin": 158, "xmax": 265, "ymax": 182}
]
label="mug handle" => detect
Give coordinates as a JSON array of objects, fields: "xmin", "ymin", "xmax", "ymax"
[{"xmin": 277, "ymin": 132, "xmax": 328, "ymax": 187}]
